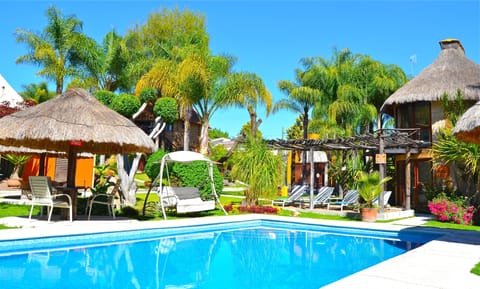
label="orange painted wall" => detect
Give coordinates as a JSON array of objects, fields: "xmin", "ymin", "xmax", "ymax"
[{"xmin": 23, "ymin": 156, "xmax": 94, "ymax": 188}]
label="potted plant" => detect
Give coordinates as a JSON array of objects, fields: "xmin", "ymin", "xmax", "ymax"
[
  {"xmin": 356, "ymin": 171, "xmax": 391, "ymax": 222},
  {"xmin": 2, "ymin": 154, "xmax": 31, "ymax": 187}
]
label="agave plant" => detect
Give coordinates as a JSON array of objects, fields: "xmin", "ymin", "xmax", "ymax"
[{"xmin": 2, "ymin": 154, "xmax": 31, "ymax": 179}]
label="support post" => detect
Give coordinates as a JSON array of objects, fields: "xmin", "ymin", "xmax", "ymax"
[
  {"xmin": 309, "ymin": 148, "xmax": 315, "ymax": 209},
  {"xmin": 405, "ymin": 148, "xmax": 411, "ymax": 210},
  {"xmin": 378, "ymin": 129, "xmax": 386, "ymax": 214}
]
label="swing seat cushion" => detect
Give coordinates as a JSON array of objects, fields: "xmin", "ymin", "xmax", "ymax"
[{"xmin": 161, "ymin": 186, "xmax": 216, "ymax": 213}]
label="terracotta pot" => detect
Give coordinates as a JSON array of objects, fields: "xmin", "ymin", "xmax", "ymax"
[
  {"xmin": 361, "ymin": 207, "xmax": 378, "ymax": 222},
  {"xmin": 6, "ymin": 178, "xmax": 22, "ymax": 188}
]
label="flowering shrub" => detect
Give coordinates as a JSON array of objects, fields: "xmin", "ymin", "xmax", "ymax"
[
  {"xmin": 224, "ymin": 204, "xmax": 280, "ymax": 215},
  {"xmin": 428, "ymin": 197, "xmax": 476, "ymax": 225}
]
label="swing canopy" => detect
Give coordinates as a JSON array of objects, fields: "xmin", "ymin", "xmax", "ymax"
[{"xmin": 157, "ymin": 151, "xmax": 227, "ymax": 219}]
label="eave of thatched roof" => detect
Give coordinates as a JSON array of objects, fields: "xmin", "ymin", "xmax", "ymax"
[
  {"xmin": 381, "ymin": 39, "xmax": 480, "ymax": 114},
  {"xmin": 452, "ymin": 101, "xmax": 480, "ymax": 144}
]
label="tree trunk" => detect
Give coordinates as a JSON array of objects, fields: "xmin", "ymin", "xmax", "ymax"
[
  {"xmin": 183, "ymin": 106, "xmax": 192, "ymax": 151},
  {"xmin": 199, "ymin": 121, "xmax": 209, "ymax": 155},
  {"xmin": 116, "ymin": 153, "xmax": 140, "ymax": 206},
  {"xmin": 116, "ymin": 115, "xmax": 164, "ymax": 206},
  {"xmin": 248, "ymin": 105, "xmax": 261, "ymax": 137},
  {"xmin": 56, "ymin": 78, "xmax": 63, "ymax": 95}
]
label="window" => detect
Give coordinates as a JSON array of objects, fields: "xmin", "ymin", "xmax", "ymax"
[{"xmin": 395, "ymin": 102, "xmax": 431, "ymax": 144}]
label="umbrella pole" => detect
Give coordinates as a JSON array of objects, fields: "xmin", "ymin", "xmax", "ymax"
[
  {"xmin": 66, "ymin": 146, "xmax": 78, "ymax": 220},
  {"xmin": 38, "ymin": 153, "xmax": 46, "ymax": 176}
]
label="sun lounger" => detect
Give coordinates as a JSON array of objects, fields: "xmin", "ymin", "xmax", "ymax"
[
  {"xmin": 372, "ymin": 190, "xmax": 392, "ymax": 207},
  {"xmin": 311, "ymin": 186, "xmax": 334, "ymax": 208},
  {"xmin": 329, "ymin": 189, "xmax": 359, "ymax": 211},
  {"xmin": 271, "ymin": 184, "xmax": 308, "ymax": 208}
]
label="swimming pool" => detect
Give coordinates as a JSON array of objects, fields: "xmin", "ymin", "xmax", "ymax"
[{"xmin": 0, "ymin": 220, "xmax": 439, "ymax": 289}]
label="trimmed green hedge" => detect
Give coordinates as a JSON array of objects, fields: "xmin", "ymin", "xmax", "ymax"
[
  {"xmin": 172, "ymin": 161, "xmax": 223, "ymax": 199},
  {"xmin": 144, "ymin": 150, "xmax": 223, "ymax": 199}
]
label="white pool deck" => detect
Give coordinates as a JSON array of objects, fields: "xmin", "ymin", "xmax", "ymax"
[{"xmin": 0, "ymin": 214, "xmax": 479, "ymax": 288}]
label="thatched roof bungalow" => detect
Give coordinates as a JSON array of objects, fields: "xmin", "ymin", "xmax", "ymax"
[{"xmin": 380, "ymin": 39, "xmax": 480, "ymax": 211}]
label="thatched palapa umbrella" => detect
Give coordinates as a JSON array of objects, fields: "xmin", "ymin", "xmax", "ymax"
[
  {"xmin": 0, "ymin": 88, "xmax": 155, "ymax": 209},
  {"xmin": 453, "ymin": 101, "xmax": 480, "ymax": 144},
  {"xmin": 381, "ymin": 39, "xmax": 480, "ymax": 114}
]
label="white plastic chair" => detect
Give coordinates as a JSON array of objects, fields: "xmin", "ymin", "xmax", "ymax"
[
  {"xmin": 87, "ymin": 179, "xmax": 121, "ymax": 220},
  {"xmin": 28, "ymin": 176, "xmax": 72, "ymax": 222}
]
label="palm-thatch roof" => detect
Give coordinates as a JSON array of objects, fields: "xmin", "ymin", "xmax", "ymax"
[
  {"xmin": 452, "ymin": 101, "xmax": 480, "ymax": 144},
  {"xmin": 0, "ymin": 88, "xmax": 155, "ymax": 155},
  {"xmin": 381, "ymin": 39, "xmax": 480, "ymax": 114}
]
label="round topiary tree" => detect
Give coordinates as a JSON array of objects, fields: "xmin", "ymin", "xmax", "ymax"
[
  {"xmin": 110, "ymin": 93, "xmax": 141, "ymax": 118},
  {"xmin": 94, "ymin": 90, "xmax": 116, "ymax": 106},
  {"xmin": 139, "ymin": 87, "xmax": 157, "ymax": 104},
  {"xmin": 153, "ymin": 97, "xmax": 178, "ymax": 124}
]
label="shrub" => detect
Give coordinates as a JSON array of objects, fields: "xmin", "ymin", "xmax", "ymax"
[
  {"xmin": 120, "ymin": 206, "xmax": 139, "ymax": 218},
  {"xmin": 153, "ymin": 97, "xmax": 178, "ymax": 124},
  {"xmin": 144, "ymin": 149, "xmax": 169, "ymax": 181},
  {"xmin": 224, "ymin": 204, "xmax": 280, "ymax": 215},
  {"xmin": 110, "ymin": 93, "xmax": 141, "ymax": 118},
  {"xmin": 428, "ymin": 196, "xmax": 476, "ymax": 225},
  {"xmin": 171, "ymin": 161, "xmax": 223, "ymax": 199}
]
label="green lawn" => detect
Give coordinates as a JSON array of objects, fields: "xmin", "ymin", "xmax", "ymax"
[
  {"xmin": 423, "ymin": 220, "xmax": 480, "ymax": 231},
  {"xmin": 471, "ymin": 262, "xmax": 480, "ymax": 276},
  {"xmin": 1, "ymin": 195, "xmax": 479, "ymax": 231}
]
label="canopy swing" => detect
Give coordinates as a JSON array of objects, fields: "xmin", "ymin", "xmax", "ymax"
[{"xmin": 144, "ymin": 151, "xmax": 227, "ymax": 220}]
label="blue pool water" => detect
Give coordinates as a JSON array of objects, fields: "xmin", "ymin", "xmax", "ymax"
[{"xmin": 0, "ymin": 220, "xmax": 439, "ymax": 289}]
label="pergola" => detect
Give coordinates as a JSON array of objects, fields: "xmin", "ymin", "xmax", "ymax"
[{"xmin": 266, "ymin": 128, "xmax": 425, "ymax": 212}]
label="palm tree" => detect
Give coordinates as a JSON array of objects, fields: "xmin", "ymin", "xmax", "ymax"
[
  {"xmin": 20, "ymin": 82, "xmax": 54, "ymax": 103},
  {"xmin": 223, "ymin": 72, "xmax": 273, "ymax": 138},
  {"xmin": 72, "ymin": 30, "xmax": 131, "ymax": 92},
  {"xmin": 304, "ymin": 50, "xmax": 406, "ymax": 135},
  {"xmin": 186, "ymin": 53, "xmax": 234, "ymax": 154},
  {"xmin": 15, "ymin": 6, "xmax": 93, "ymax": 94},
  {"xmin": 274, "ymin": 76, "xmax": 322, "ymax": 183}
]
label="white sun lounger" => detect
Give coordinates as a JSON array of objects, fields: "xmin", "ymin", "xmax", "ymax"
[{"xmin": 272, "ymin": 184, "xmax": 308, "ymax": 208}]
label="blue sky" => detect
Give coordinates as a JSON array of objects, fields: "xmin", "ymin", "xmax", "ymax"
[{"xmin": 1, "ymin": 0, "xmax": 479, "ymax": 139}]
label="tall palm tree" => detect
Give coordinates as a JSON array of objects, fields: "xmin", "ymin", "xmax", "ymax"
[
  {"xmin": 15, "ymin": 6, "xmax": 93, "ymax": 94},
  {"xmin": 72, "ymin": 30, "xmax": 131, "ymax": 92},
  {"xmin": 223, "ymin": 72, "xmax": 273, "ymax": 138},
  {"xmin": 305, "ymin": 50, "xmax": 406, "ymax": 135},
  {"xmin": 274, "ymin": 76, "xmax": 322, "ymax": 183},
  {"xmin": 186, "ymin": 53, "xmax": 234, "ymax": 154},
  {"xmin": 274, "ymin": 82, "xmax": 322, "ymax": 140}
]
